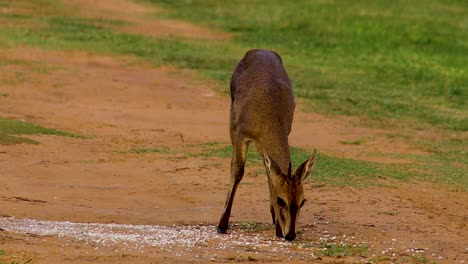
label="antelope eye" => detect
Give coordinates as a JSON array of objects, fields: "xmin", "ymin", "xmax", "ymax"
[
  {"xmin": 277, "ymin": 197, "xmax": 286, "ymax": 208},
  {"xmin": 300, "ymin": 199, "xmax": 307, "ymax": 208}
]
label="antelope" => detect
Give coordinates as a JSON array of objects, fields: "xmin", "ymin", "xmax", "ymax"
[{"xmin": 217, "ymin": 49, "xmax": 318, "ymax": 241}]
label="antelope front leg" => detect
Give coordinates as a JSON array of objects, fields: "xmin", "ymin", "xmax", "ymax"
[
  {"xmin": 270, "ymin": 205, "xmax": 276, "ymax": 224},
  {"xmin": 217, "ymin": 140, "xmax": 248, "ymax": 233}
]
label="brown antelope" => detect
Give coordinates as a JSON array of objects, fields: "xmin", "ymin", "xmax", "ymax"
[{"xmin": 217, "ymin": 49, "xmax": 318, "ymax": 241}]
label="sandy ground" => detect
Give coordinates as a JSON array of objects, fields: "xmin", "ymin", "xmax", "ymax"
[{"xmin": 0, "ymin": 0, "xmax": 467, "ymax": 263}]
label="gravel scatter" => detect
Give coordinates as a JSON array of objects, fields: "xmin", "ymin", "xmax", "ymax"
[
  {"xmin": 1, "ymin": 217, "xmax": 449, "ymax": 262},
  {"xmin": 0, "ymin": 217, "xmax": 314, "ymax": 259}
]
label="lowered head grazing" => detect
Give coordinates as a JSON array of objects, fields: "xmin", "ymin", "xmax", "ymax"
[
  {"xmin": 264, "ymin": 149, "xmax": 317, "ymax": 241},
  {"xmin": 217, "ymin": 49, "xmax": 318, "ymax": 241}
]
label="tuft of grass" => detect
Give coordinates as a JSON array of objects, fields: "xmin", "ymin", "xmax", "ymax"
[
  {"xmin": 412, "ymin": 255, "xmax": 439, "ymax": 264},
  {"xmin": 236, "ymin": 221, "xmax": 272, "ymax": 232},
  {"xmin": 0, "ymin": 93, "xmax": 9, "ymax": 97},
  {"xmin": 339, "ymin": 139, "xmax": 364, "ymax": 145},
  {"xmin": 317, "ymin": 243, "xmax": 369, "ymax": 257},
  {"xmin": 0, "ymin": 118, "xmax": 85, "ymax": 145},
  {"xmin": 127, "ymin": 147, "xmax": 168, "ymax": 154}
]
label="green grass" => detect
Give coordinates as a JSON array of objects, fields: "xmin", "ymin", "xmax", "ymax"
[
  {"xmin": 0, "ymin": 0, "xmax": 466, "ymax": 131},
  {"xmin": 193, "ymin": 143, "xmax": 466, "ymax": 189},
  {"xmin": 0, "ymin": 118, "xmax": 85, "ymax": 145},
  {"xmin": 317, "ymin": 243, "xmax": 369, "ymax": 257},
  {"xmin": 0, "ymin": 58, "xmax": 57, "ymax": 86},
  {"xmin": 0, "ymin": 14, "xmax": 240, "ymax": 85},
  {"xmin": 293, "ymin": 147, "xmax": 417, "ymax": 187},
  {"xmin": 0, "ymin": 0, "xmax": 465, "ymax": 188},
  {"xmin": 127, "ymin": 147, "xmax": 168, "ymax": 154},
  {"xmin": 144, "ymin": 0, "xmax": 467, "ymax": 132},
  {"xmin": 236, "ymin": 221, "xmax": 272, "ymax": 232},
  {"xmin": 411, "ymin": 255, "xmax": 439, "ymax": 264},
  {"xmin": 340, "ymin": 139, "xmax": 364, "ymax": 145}
]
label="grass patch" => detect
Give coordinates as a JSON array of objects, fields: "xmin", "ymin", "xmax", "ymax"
[
  {"xmin": 411, "ymin": 255, "xmax": 439, "ymax": 264},
  {"xmin": 236, "ymin": 221, "xmax": 272, "ymax": 232},
  {"xmin": 145, "ymin": 0, "xmax": 468, "ymax": 132},
  {"xmin": 0, "ymin": 118, "xmax": 85, "ymax": 145},
  {"xmin": 127, "ymin": 147, "xmax": 168, "ymax": 154},
  {"xmin": 194, "ymin": 143, "xmax": 416, "ymax": 187},
  {"xmin": 0, "ymin": 93, "xmax": 8, "ymax": 97},
  {"xmin": 0, "ymin": 13, "xmax": 241, "ymax": 87},
  {"xmin": 0, "ymin": 133, "xmax": 39, "ymax": 145},
  {"xmin": 0, "ymin": 59, "xmax": 57, "ymax": 86},
  {"xmin": 303, "ymin": 151, "xmax": 415, "ymax": 187},
  {"xmin": 192, "ymin": 143, "xmax": 467, "ymax": 189},
  {"xmin": 1, "ymin": 1, "xmax": 466, "ymax": 132},
  {"xmin": 369, "ymin": 137, "xmax": 468, "ymax": 190},
  {"xmin": 317, "ymin": 242, "xmax": 369, "ymax": 257},
  {"xmin": 340, "ymin": 139, "xmax": 364, "ymax": 145}
]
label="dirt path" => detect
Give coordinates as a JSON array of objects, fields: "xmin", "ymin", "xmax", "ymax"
[{"xmin": 0, "ymin": 0, "xmax": 467, "ymax": 263}]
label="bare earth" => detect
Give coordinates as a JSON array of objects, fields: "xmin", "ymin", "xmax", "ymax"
[{"xmin": 0, "ymin": 1, "xmax": 467, "ymax": 263}]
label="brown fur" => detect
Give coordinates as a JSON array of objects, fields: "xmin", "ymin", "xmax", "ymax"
[
  {"xmin": 217, "ymin": 49, "xmax": 317, "ymax": 241},
  {"xmin": 230, "ymin": 49, "xmax": 294, "ymax": 174}
]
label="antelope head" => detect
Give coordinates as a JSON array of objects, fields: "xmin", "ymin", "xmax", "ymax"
[{"xmin": 264, "ymin": 149, "xmax": 317, "ymax": 241}]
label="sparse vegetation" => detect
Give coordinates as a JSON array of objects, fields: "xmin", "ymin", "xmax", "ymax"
[
  {"xmin": 192, "ymin": 144, "xmax": 467, "ymax": 189},
  {"xmin": 236, "ymin": 221, "xmax": 272, "ymax": 232},
  {"xmin": 317, "ymin": 242, "xmax": 369, "ymax": 257},
  {"xmin": 0, "ymin": 118, "xmax": 85, "ymax": 145},
  {"xmin": 0, "ymin": 249, "xmax": 33, "ymax": 264},
  {"xmin": 412, "ymin": 255, "xmax": 439, "ymax": 264},
  {"xmin": 127, "ymin": 147, "xmax": 168, "ymax": 154},
  {"xmin": 340, "ymin": 139, "xmax": 364, "ymax": 145}
]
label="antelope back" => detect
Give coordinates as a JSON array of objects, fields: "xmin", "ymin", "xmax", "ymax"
[{"xmin": 230, "ymin": 49, "xmax": 295, "ymax": 174}]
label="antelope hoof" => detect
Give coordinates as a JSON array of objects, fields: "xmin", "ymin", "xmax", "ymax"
[
  {"xmin": 285, "ymin": 233, "xmax": 296, "ymax": 241},
  {"xmin": 217, "ymin": 226, "xmax": 228, "ymax": 234}
]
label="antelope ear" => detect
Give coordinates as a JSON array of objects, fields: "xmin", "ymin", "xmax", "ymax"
[
  {"xmin": 295, "ymin": 149, "xmax": 318, "ymax": 183},
  {"xmin": 264, "ymin": 153, "xmax": 283, "ymax": 183}
]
